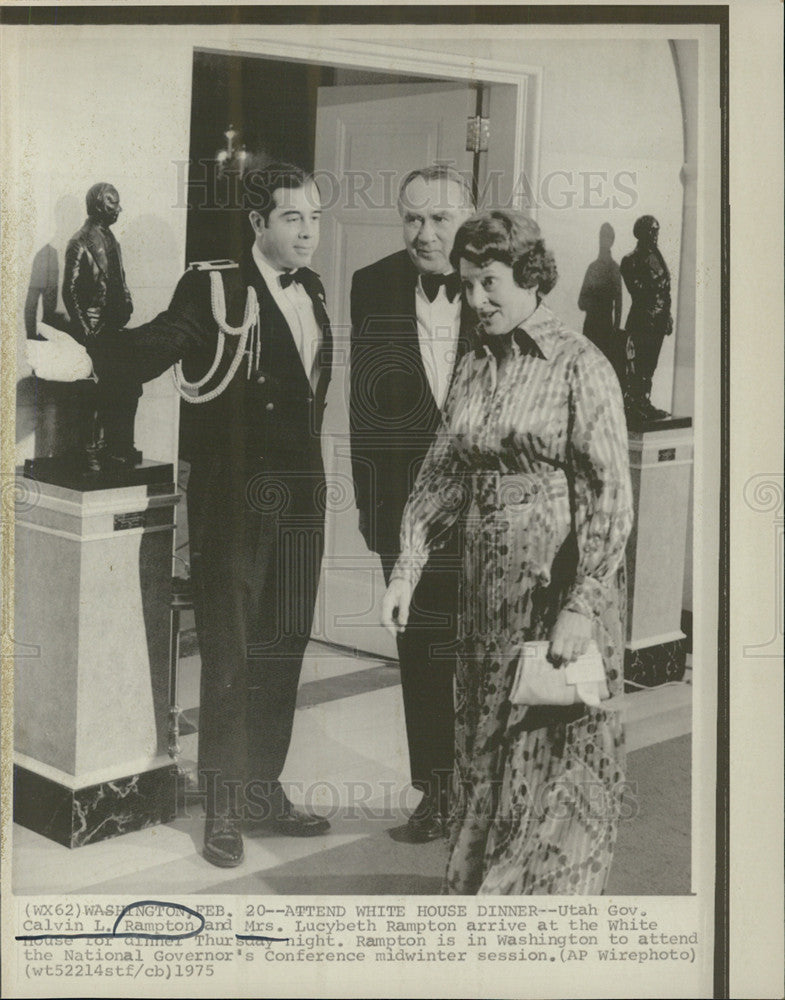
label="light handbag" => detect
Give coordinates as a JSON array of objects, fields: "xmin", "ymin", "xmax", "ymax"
[{"xmin": 509, "ymin": 639, "xmax": 610, "ymax": 708}]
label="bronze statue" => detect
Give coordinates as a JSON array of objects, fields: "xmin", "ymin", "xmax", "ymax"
[
  {"xmin": 620, "ymin": 215, "xmax": 672, "ymax": 423},
  {"xmin": 63, "ymin": 183, "xmax": 140, "ymax": 469},
  {"xmin": 578, "ymin": 222, "xmax": 624, "ymax": 380}
]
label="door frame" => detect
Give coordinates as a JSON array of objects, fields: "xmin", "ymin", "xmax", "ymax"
[
  {"xmin": 194, "ymin": 36, "xmax": 542, "ymax": 217},
  {"xmin": 187, "ymin": 35, "xmax": 542, "ymax": 656}
]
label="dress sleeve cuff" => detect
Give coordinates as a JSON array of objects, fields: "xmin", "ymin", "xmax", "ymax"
[
  {"xmin": 564, "ymin": 576, "xmax": 610, "ymax": 620},
  {"xmin": 389, "ymin": 550, "xmax": 428, "ymax": 592}
]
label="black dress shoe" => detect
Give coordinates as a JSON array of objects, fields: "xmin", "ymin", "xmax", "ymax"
[
  {"xmin": 405, "ymin": 796, "xmax": 447, "ymax": 843},
  {"xmin": 247, "ymin": 795, "xmax": 330, "ymax": 838},
  {"xmin": 203, "ymin": 816, "xmax": 244, "ymax": 867},
  {"xmin": 268, "ymin": 805, "xmax": 331, "ymax": 837},
  {"xmin": 406, "ymin": 812, "xmax": 445, "ymax": 843}
]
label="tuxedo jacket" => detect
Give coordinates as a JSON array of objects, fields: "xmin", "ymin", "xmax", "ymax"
[
  {"xmin": 350, "ymin": 249, "xmax": 474, "ymax": 557},
  {"xmin": 90, "ymin": 254, "xmax": 332, "ymax": 479},
  {"xmin": 63, "ymin": 219, "xmax": 133, "ymax": 341}
]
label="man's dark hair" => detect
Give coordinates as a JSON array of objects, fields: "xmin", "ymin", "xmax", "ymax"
[{"xmin": 242, "ymin": 161, "xmax": 319, "ymax": 221}]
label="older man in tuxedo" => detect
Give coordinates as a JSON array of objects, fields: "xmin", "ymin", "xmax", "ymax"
[
  {"xmin": 350, "ymin": 165, "xmax": 475, "ymax": 841},
  {"xmin": 88, "ymin": 163, "xmax": 333, "ymax": 868}
]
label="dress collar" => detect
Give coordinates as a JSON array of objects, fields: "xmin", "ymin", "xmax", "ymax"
[{"xmin": 474, "ymin": 302, "xmax": 555, "ymax": 361}]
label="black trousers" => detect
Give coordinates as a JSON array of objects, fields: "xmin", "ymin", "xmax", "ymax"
[
  {"xmin": 188, "ymin": 454, "xmax": 324, "ymax": 817},
  {"xmin": 381, "ymin": 553, "xmax": 458, "ymax": 814}
]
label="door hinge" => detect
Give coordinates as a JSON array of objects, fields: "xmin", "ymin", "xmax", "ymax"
[{"xmin": 466, "ymin": 115, "xmax": 490, "ymax": 153}]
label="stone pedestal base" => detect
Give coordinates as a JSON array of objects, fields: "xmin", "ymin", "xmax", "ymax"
[
  {"xmin": 624, "ymin": 637, "xmax": 688, "ymax": 690},
  {"xmin": 13, "ymin": 762, "xmax": 178, "ymax": 849}
]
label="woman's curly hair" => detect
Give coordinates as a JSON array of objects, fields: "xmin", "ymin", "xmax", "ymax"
[{"xmin": 450, "ymin": 209, "xmax": 558, "ymax": 295}]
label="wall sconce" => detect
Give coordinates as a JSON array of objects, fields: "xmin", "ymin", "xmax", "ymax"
[{"xmin": 216, "ymin": 124, "xmax": 249, "ymax": 175}]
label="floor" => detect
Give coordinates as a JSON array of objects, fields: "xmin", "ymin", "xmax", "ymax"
[{"xmin": 12, "ymin": 641, "xmax": 692, "ymax": 896}]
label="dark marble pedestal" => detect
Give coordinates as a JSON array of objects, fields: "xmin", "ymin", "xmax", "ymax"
[
  {"xmin": 24, "ymin": 455, "xmax": 168, "ymax": 493},
  {"xmin": 624, "ymin": 636, "xmax": 689, "ymax": 689},
  {"xmin": 13, "ymin": 763, "xmax": 178, "ymax": 849},
  {"xmin": 625, "ymin": 413, "xmax": 693, "ymax": 434}
]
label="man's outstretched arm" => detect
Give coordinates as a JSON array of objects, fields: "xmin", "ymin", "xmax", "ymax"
[{"xmin": 88, "ymin": 269, "xmax": 214, "ymax": 387}]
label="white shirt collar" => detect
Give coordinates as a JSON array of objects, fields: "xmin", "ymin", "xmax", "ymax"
[{"xmin": 252, "ymin": 242, "xmax": 292, "ymax": 288}]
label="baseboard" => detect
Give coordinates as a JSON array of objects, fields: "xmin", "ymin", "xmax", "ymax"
[{"xmin": 622, "ymin": 683, "xmax": 693, "ymax": 752}]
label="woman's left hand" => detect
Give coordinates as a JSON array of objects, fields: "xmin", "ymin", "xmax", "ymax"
[{"xmin": 549, "ymin": 609, "xmax": 593, "ymax": 664}]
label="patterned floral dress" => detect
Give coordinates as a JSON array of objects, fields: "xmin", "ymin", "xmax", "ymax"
[{"xmin": 391, "ymin": 303, "xmax": 633, "ymax": 895}]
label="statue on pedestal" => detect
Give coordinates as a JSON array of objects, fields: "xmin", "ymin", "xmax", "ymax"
[
  {"xmin": 620, "ymin": 215, "xmax": 673, "ymax": 424},
  {"xmin": 63, "ymin": 182, "xmax": 140, "ymax": 470}
]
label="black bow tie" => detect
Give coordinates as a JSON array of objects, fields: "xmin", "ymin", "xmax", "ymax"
[
  {"xmin": 278, "ymin": 265, "xmax": 331, "ymax": 349},
  {"xmin": 420, "ymin": 271, "xmax": 461, "ymax": 303},
  {"xmin": 279, "ymin": 268, "xmax": 323, "ymax": 298}
]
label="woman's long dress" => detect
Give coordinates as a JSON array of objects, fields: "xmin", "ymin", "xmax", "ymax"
[{"xmin": 392, "ymin": 303, "xmax": 634, "ymax": 895}]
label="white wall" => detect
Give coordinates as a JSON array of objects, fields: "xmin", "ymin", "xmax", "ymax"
[
  {"xmin": 7, "ymin": 28, "xmax": 687, "ymax": 456},
  {"xmin": 367, "ymin": 35, "xmax": 685, "ymax": 415},
  {"xmin": 536, "ymin": 39, "xmax": 683, "ymax": 415},
  {"xmin": 5, "ymin": 26, "xmax": 193, "ymax": 467}
]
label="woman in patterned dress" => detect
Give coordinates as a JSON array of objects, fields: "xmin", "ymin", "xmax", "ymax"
[{"xmin": 382, "ymin": 210, "xmax": 633, "ymax": 895}]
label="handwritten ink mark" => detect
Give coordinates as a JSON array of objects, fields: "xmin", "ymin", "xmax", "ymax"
[
  {"xmin": 15, "ymin": 899, "xmax": 205, "ymax": 943},
  {"xmin": 235, "ymin": 934, "xmax": 290, "ymax": 943}
]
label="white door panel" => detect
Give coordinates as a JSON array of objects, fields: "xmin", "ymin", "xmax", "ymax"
[{"xmin": 313, "ymin": 82, "xmax": 474, "ymax": 656}]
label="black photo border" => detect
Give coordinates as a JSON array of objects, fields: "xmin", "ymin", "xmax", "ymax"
[{"xmin": 0, "ymin": 5, "xmax": 731, "ymax": 997}]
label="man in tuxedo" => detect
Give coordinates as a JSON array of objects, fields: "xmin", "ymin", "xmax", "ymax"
[
  {"xmin": 350, "ymin": 165, "xmax": 475, "ymax": 841},
  {"xmin": 89, "ymin": 163, "xmax": 332, "ymax": 867}
]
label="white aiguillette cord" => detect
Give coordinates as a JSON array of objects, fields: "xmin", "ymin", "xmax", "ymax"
[{"xmin": 173, "ymin": 270, "xmax": 260, "ymax": 404}]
